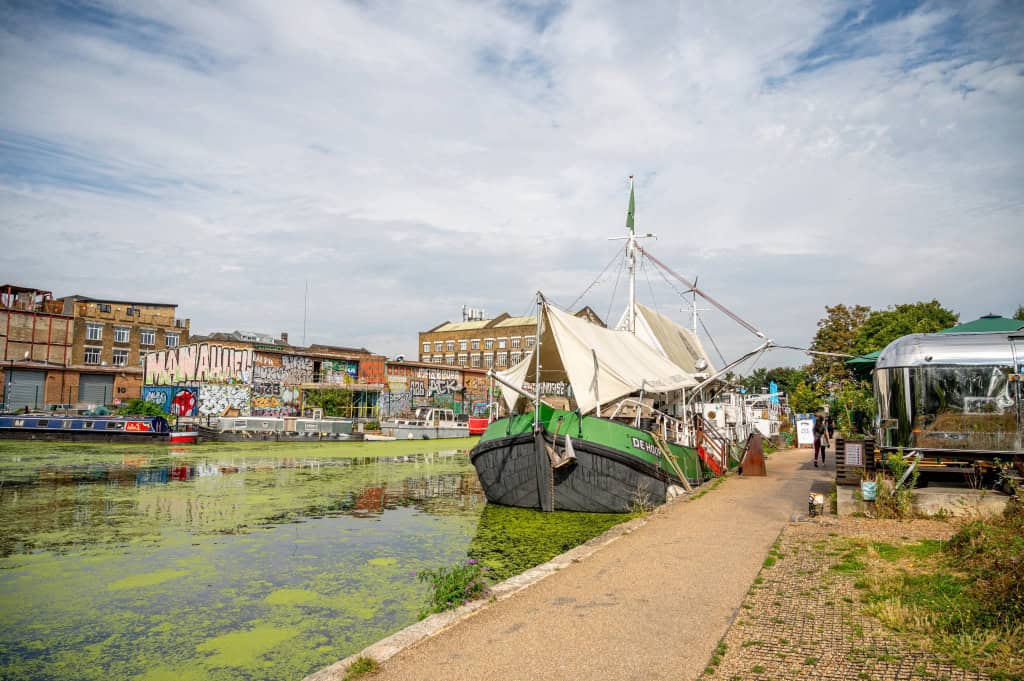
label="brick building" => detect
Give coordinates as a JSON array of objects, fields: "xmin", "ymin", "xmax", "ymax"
[
  {"xmin": 60, "ymin": 295, "xmax": 190, "ymax": 406},
  {"xmin": 0, "ymin": 285, "xmax": 75, "ymax": 410},
  {"xmin": 418, "ymin": 307, "xmax": 604, "ymax": 371}
]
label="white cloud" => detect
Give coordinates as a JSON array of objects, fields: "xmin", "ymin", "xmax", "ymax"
[{"xmin": 0, "ymin": 0, "xmax": 1021, "ymax": 369}]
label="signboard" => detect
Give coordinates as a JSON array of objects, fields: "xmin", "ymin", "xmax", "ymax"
[
  {"xmin": 845, "ymin": 442, "xmax": 863, "ymax": 466},
  {"xmin": 796, "ymin": 415, "xmax": 815, "ymax": 447}
]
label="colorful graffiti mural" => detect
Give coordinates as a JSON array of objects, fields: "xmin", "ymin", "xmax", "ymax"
[
  {"xmin": 415, "ymin": 367, "xmax": 462, "ymax": 398},
  {"xmin": 142, "ymin": 386, "xmax": 199, "ymax": 416},
  {"xmin": 197, "ymin": 384, "xmax": 251, "ymax": 417},
  {"xmin": 144, "ymin": 344, "xmax": 253, "ymax": 386}
]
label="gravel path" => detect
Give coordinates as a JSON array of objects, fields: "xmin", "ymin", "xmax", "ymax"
[
  {"xmin": 713, "ymin": 518, "xmax": 990, "ymax": 681},
  {"xmin": 315, "ymin": 446, "xmax": 832, "ymax": 681}
]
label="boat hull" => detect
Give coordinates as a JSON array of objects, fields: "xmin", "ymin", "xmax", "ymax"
[
  {"xmin": 196, "ymin": 426, "xmax": 364, "ymax": 443},
  {"xmin": 385, "ymin": 425, "xmax": 470, "ymax": 440},
  {"xmin": 471, "ymin": 430, "xmax": 683, "ymax": 513}
]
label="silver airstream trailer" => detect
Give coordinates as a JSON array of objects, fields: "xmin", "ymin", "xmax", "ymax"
[{"xmin": 874, "ymin": 331, "xmax": 1023, "ymax": 458}]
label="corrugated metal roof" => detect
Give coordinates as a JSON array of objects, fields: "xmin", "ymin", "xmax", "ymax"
[
  {"xmin": 493, "ymin": 316, "xmax": 535, "ymax": 328},
  {"xmin": 433, "ymin": 320, "xmax": 492, "ymax": 332}
]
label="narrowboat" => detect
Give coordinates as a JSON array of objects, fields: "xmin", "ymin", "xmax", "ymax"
[
  {"xmin": 196, "ymin": 416, "xmax": 358, "ymax": 442},
  {"xmin": 380, "ymin": 407, "xmax": 470, "ymax": 440},
  {"xmin": 0, "ymin": 414, "xmax": 172, "ymax": 442}
]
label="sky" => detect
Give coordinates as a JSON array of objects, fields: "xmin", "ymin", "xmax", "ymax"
[{"xmin": 1, "ymin": 0, "xmax": 1022, "ymax": 372}]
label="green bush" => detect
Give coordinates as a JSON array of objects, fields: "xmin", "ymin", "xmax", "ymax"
[
  {"xmin": 416, "ymin": 559, "xmax": 491, "ymax": 619},
  {"xmin": 115, "ymin": 399, "xmax": 165, "ymax": 417}
]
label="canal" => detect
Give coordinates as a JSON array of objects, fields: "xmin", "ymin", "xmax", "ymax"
[{"xmin": 0, "ymin": 440, "xmax": 632, "ymax": 680}]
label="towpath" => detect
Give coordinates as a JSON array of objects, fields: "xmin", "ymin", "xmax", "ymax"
[{"xmin": 326, "ymin": 445, "xmax": 831, "ymax": 681}]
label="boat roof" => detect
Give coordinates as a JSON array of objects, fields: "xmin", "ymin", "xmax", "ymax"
[{"xmin": 876, "ymin": 331, "xmax": 1021, "ymax": 369}]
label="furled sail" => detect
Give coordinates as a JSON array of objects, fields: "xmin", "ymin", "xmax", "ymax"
[{"xmin": 496, "ymin": 303, "xmax": 697, "ymax": 415}]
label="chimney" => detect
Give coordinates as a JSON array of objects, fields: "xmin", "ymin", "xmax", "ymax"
[{"xmin": 281, "ymin": 331, "xmax": 289, "ymax": 344}]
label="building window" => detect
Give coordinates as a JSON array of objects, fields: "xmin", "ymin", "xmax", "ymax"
[
  {"xmin": 526, "ymin": 336, "xmax": 536, "ymax": 348},
  {"xmin": 445, "ymin": 354, "xmax": 455, "ymax": 364},
  {"xmin": 471, "ymin": 339, "xmax": 480, "ymax": 351},
  {"xmin": 445, "ymin": 340, "xmax": 455, "ymax": 352},
  {"xmin": 86, "ymin": 323, "xmax": 103, "ymax": 341},
  {"xmin": 98, "ymin": 303, "xmax": 111, "ymax": 313},
  {"xmin": 511, "ymin": 351, "xmax": 522, "ymax": 365},
  {"xmin": 126, "ymin": 307, "xmax": 137, "ymax": 317},
  {"xmin": 434, "ymin": 341, "xmax": 442, "ymax": 352},
  {"xmin": 165, "ymin": 333, "xmax": 179, "ymax": 348},
  {"xmin": 112, "ymin": 349, "xmax": 129, "ymax": 366},
  {"xmin": 484, "ymin": 339, "xmax": 494, "ymax": 350},
  {"xmin": 457, "ymin": 353, "xmax": 467, "ymax": 367},
  {"xmin": 434, "ymin": 356, "xmax": 443, "ymax": 364},
  {"xmin": 471, "ymin": 354, "xmax": 481, "ymax": 368},
  {"xmin": 498, "ymin": 338, "xmax": 507, "ymax": 349},
  {"xmin": 511, "ymin": 336, "xmax": 521, "ymax": 349},
  {"xmin": 84, "ymin": 347, "xmax": 101, "ymax": 364},
  {"xmin": 459, "ymin": 339, "xmax": 468, "ymax": 351},
  {"xmin": 423, "ymin": 342, "xmax": 430, "ymax": 353},
  {"xmin": 114, "ymin": 326, "xmax": 130, "ymax": 343},
  {"xmin": 497, "ymin": 351, "xmax": 508, "ymax": 367},
  {"xmin": 140, "ymin": 329, "xmax": 156, "ymax": 346},
  {"xmin": 484, "ymin": 353, "xmax": 494, "ymax": 368},
  {"xmin": 422, "ymin": 355, "xmax": 431, "ymax": 363}
]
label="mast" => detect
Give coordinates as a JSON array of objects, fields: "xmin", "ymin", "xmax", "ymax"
[
  {"xmin": 626, "ymin": 175, "xmax": 636, "ymax": 334},
  {"xmin": 610, "ymin": 175, "xmax": 654, "ymax": 334},
  {"xmin": 533, "ymin": 290, "xmax": 543, "ymax": 429}
]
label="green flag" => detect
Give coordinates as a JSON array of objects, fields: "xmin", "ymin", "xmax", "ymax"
[{"xmin": 626, "ymin": 179, "xmax": 635, "ymax": 233}]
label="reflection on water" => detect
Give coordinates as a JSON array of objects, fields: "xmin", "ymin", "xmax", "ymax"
[{"xmin": 0, "ymin": 442, "xmax": 484, "ymax": 681}]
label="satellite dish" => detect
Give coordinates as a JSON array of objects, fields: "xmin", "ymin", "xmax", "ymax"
[{"xmin": 394, "ymin": 354, "xmax": 405, "ymax": 362}]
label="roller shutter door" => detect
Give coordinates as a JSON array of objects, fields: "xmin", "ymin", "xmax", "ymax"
[
  {"xmin": 78, "ymin": 374, "xmax": 114, "ymax": 406},
  {"xmin": 4, "ymin": 369, "xmax": 46, "ymax": 410}
]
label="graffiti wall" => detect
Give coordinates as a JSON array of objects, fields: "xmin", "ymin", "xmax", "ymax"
[
  {"xmin": 416, "ymin": 367, "xmax": 462, "ymax": 398},
  {"xmin": 251, "ymin": 353, "xmax": 306, "ymax": 416},
  {"xmin": 321, "ymin": 359, "xmax": 356, "ymax": 386},
  {"xmin": 142, "ymin": 386, "xmax": 199, "ymax": 416},
  {"xmin": 197, "ymin": 383, "xmax": 251, "ymax": 417},
  {"xmin": 145, "ymin": 344, "xmax": 253, "ymax": 386}
]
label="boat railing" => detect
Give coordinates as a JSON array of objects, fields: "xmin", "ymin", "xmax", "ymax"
[
  {"xmin": 692, "ymin": 413, "xmax": 732, "ymax": 472},
  {"xmin": 607, "ymin": 398, "xmax": 690, "ymax": 449}
]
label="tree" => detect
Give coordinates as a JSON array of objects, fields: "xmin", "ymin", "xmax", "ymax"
[
  {"xmin": 116, "ymin": 399, "xmax": 165, "ymax": 417},
  {"xmin": 303, "ymin": 388, "xmax": 353, "ymax": 417},
  {"xmin": 738, "ymin": 366, "xmax": 809, "ymax": 398},
  {"xmin": 788, "ymin": 381, "xmax": 822, "ymax": 414},
  {"xmin": 808, "ymin": 304, "xmax": 870, "ymax": 388},
  {"xmin": 1014, "ymin": 305, "xmax": 1024, "ymax": 322},
  {"xmin": 852, "ymin": 300, "xmax": 958, "ymax": 355}
]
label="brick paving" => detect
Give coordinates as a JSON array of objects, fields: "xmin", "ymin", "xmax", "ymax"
[{"xmin": 712, "ymin": 518, "xmax": 992, "ymax": 681}]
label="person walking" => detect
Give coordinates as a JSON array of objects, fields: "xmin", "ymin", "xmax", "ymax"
[
  {"xmin": 826, "ymin": 415, "xmax": 835, "ymax": 441},
  {"xmin": 812, "ymin": 417, "xmax": 829, "ymax": 467}
]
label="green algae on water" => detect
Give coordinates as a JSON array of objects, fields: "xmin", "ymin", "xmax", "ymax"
[{"xmin": 468, "ymin": 504, "xmax": 635, "ymax": 581}]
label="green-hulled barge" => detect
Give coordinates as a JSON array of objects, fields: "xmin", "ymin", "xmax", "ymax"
[{"xmin": 472, "ymin": 403, "xmax": 729, "ymax": 513}]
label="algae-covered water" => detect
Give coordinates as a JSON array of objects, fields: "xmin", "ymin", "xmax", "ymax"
[{"xmin": 0, "ymin": 440, "xmax": 632, "ymax": 680}]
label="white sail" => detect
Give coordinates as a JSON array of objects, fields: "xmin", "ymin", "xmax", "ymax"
[{"xmin": 496, "ymin": 303, "xmax": 697, "ymax": 415}]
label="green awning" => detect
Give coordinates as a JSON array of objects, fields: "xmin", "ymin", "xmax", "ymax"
[
  {"xmin": 937, "ymin": 314, "xmax": 1024, "ymax": 334},
  {"xmin": 845, "ymin": 350, "xmax": 880, "ymax": 368}
]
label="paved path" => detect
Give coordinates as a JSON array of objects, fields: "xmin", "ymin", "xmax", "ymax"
[{"xmin": 340, "ymin": 446, "xmax": 831, "ymax": 681}]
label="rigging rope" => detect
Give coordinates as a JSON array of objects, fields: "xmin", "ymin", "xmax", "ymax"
[
  {"xmin": 604, "ymin": 254, "xmax": 625, "ymax": 327},
  {"xmin": 641, "ymin": 257, "xmax": 659, "ymax": 313},
  {"xmin": 699, "ymin": 316, "xmax": 728, "ymax": 367},
  {"xmin": 565, "ymin": 244, "xmax": 626, "ymax": 313}
]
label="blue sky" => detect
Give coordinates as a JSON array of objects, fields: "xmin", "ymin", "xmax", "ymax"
[{"xmin": 1, "ymin": 0, "xmax": 1022, "ymax": 368}]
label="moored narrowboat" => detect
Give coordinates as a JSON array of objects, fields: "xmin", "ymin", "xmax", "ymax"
[{"xmin": 0, "ymin": 414, "xmax": 171, "ymax": 442}]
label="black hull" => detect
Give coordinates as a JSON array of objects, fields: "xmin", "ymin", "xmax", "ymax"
[
  {"xmin": 196, "ymin": 426, "xmax": 364, "ymax": 443},
  {"xmin": 0, "ymin": 430, "xmax": 168, "ymax": 443},
  {"xmin": 470, "ymin": 432, "xmax": 671, "ymax": 513}
]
